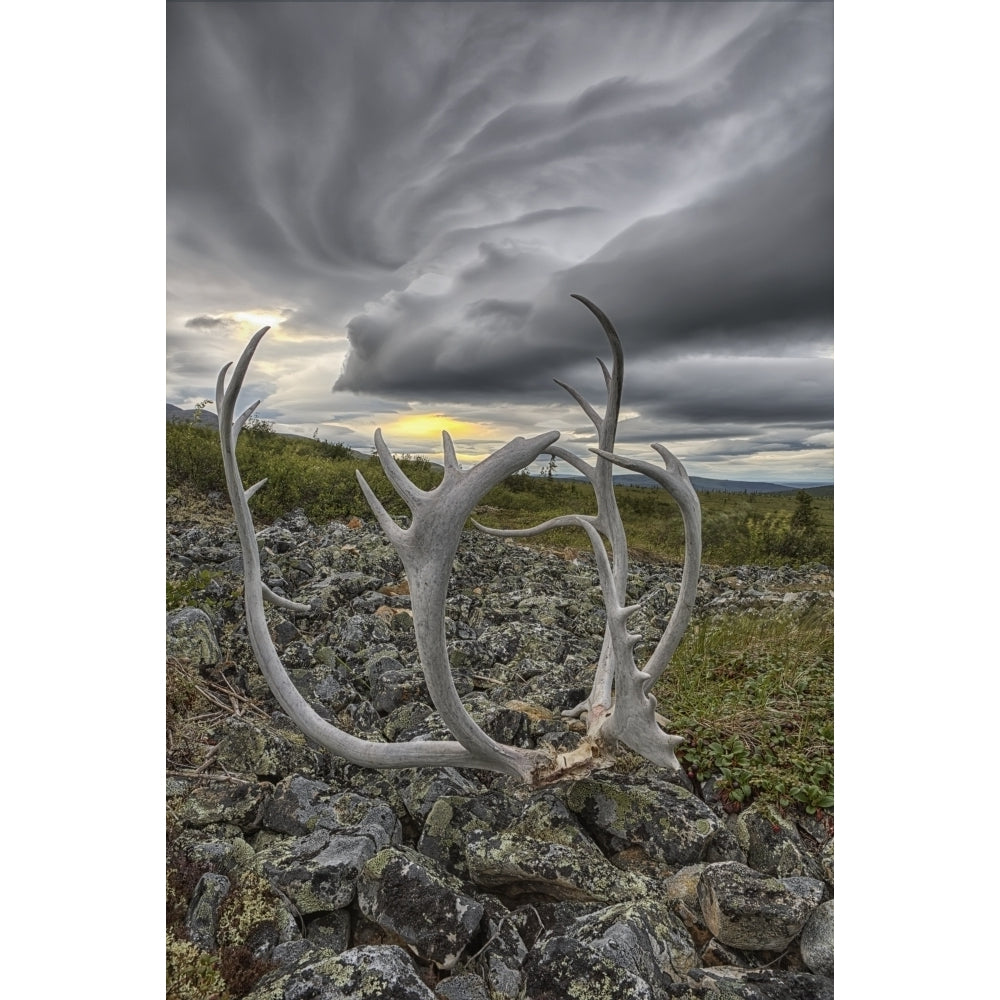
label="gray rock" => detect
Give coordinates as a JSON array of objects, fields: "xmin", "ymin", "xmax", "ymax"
[
  {"xmin": 257, "ymin": 828, "xmax": 376, "ymax": 913},
  {"xmin": 734, "ymin": 802, "xmax": 824, "ymax": 879},
  {"xmin": 318, "ymin": 791, "xmax": 403, "ymax": 850},
  {"xmin": 166, "ymin": 607, "xmax": 222, "ymax": 665},
  {"xmin": 215, "ymin": 715, "xmax": 325, "ymax": 780},
  {"xmin": 357, "ymin": 846, "xmax": 485, "ymax": 969},
  {"xmin": 399, "ymin": 767, "xmax": 484, "ymax": 824},
  {"xmin": 167, "ymin": 776, "xmax": 267, "ymax": 829},
  {"xmin": 799, "ymin": 899, "xmax": 833, "ymax": 977},
  {"xmin": 465, "ymin": 790, "xmax": 647, "ymax": 908},
  {"xmin": 244, "ymin": 944, "xmax": 436, "ymax": 999},
  {"xmin": 471, "ymin": 898, "xmax": 527, "ymax": 1000},
  {"xmin": 821, "ymin": 838, "xmax": 833, "ymax": 886},
  {"xmin": 435, "ymin": 973, "xmax": 491, "ymax": 1000},
  {"xmin": 675, "ymin": 966, "xmax": 835, "ymax": 1000},
  {"xmin": 572, "ymin": 897, "xmax": 700, "ymax": 989},
  {"xmin": 185, "ymin": 872, "xmax": 230, "ymax": 951},
  {"xmin": 697, "ymin": 862, "xmax": 824, "ymax": 951},
  {"xmin": 417, "ymin": 793, "xmax": 509, "ymax": 879},
  {"xmin": 306, "ymin": 910, "xmax": 352, "ymax": 953},
  {"xmin": 371, "ymin": 667, "xmax": 430, "ymax": 715},
  {"xmin": 262, "ymin": 774, "xmax": 335, "ymax": 835},
  {"xmin": 566, "ymin": 774, "xmax": 721, "ymax": 867},
  {"xmin": 523, "ymin": 934, "xmax": 654, "ymax": 999}
]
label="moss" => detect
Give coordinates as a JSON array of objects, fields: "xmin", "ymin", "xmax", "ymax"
[
  {"xmin": 216, "ymin": 870, "xmax": 284, "ymax": 950},
  {"xmin": 363, "ymin": 847, "xmax": 397, "ymax": 880},
  {"xmin": 423, "ymin": 799, "xmax": 455, "ymax": 839},
  {"xmin": 166, "ymin": 931, "xmax": 230, "ymax": 1000}
]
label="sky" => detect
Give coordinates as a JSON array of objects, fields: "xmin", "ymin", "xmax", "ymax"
[{"xmin": 167, "ymin": 1, "xmax": 833, "ymax": 484}]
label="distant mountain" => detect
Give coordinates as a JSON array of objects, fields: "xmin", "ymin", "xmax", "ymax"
[
  {"xmin": 166, "ymin": 404, "xmax": 831, "ymax": 495},
  {"xmin": 167, "ymin": 403, "xmax": 219, "ymax": 428},
  {"xmin": 567, "ymin": 472, "xmax": 832, "ymax": 496}
]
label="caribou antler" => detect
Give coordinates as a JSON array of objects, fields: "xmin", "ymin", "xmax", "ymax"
[
  {"xmin": 475, "ymin": 295, "xmax": 701, "ymax": 763},
  {"xmin": 218, "ymin": 329, "xmax": 548, "ymax": 777},
  {"xmin": 216, "ymin": 297, "xmax": 701, "ymax": 784}
]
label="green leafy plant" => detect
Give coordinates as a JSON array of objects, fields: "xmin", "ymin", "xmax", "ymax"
[{"xmin": 658, "ymin": 605, "xmax": 833, "ymax": 814}]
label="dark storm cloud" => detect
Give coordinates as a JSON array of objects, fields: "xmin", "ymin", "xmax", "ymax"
[
  {"xmin": 167, "ymin": 1, "xmax": 832, "ymax": 479},
  {"xmin": 185, "ymin": 315, "xmax": 231, "ymax": 330}
]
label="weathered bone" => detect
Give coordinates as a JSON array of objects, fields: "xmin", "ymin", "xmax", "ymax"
[
  {"xmin": 474, "ymin": 295, "xmax": 700, "ymax": 756},
  {"xmin": 216, "ymin": 296, "xmax": 701, "ymax": 784},
  {"xmin": 218, "ymin": 329, "xmax": 540, "ymax": 777}
]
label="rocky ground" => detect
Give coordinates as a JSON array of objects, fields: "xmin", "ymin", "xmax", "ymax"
[{"xmin": 166, "ymin": 494, "xmax": 834, "ymax": 999}]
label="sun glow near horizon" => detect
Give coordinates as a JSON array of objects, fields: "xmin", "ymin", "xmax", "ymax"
[{"xmin": 375, "ymin": 412, "xmax": 531, "ymax": 469}]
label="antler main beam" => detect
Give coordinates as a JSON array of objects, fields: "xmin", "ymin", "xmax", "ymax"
[
  {"xmin": 215, "ymin": 296, "xmax": 701, "ymax": 785},
  {"xmin": 217, "ymin": 330, "xmax": 544, "ymax": 777}
]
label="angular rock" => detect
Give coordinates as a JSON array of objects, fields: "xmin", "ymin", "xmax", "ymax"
[
  {"xmin": 371, "ymin": 667, "xmax": 430, "ymax": 715},
  {"xmin": 821, "ymin": 838, "xmax": 834, "ymax": 886},
  {"xmin": 306, "ymin": 910, "xmax": 352, "ymax": 953},
  {"xmin": 466, "ymin": 792, "xmax": 646, "ymax": 903},
  {"xmin": 566, "ymin": 774, "xmax": 721, "ymax": 867},
  {"xmin": 262, "ymin": 775, "xmax": 336, "ymax": 835},
  {"xmin": 734, "ymin": 802, "xmax": 824, "ymax": 879},
  {"xmin": 215, "ymin": 715, "xmax": 325, "ymax": 780},
  {"xmin": 318, "ymin": 791, "xmax": 403, "ymax": 850},
  {"xmin": 185, "ymin": 872, "xmax": 230, "ymax": 951},
  {"xmin": 166, "ymin": 607, "xmax": 221, "ymax": 665},
  {"xmin": 799, "ymin": 899, "xmax": 833, "ymax": 977},
  {"xmin": 357, "ymin": 847, "xmax": 484, "ymax": 969},
  {"xmin": 466, "ymin": 828, "xmax": 645, "ymax": 904},
  {"xmin": 417, "ymin": 793, "xmax": 507, "ymax": 879},
  {"xmin": 523, "ymin": 934, "xmax": 654, "ymax": 999},
  {"xmin": 167, "ymin": 776, "xmax": 267, "ymax": 829},
  {"xmin": 436, "ymin": 973, "xmax": 491, "ymax": 1000},
  {"xmin": 697, "ymin": 862, "xmax": 824, "ymax": 951},
  {"xmin": 473, "ymin": 898, "xmax": 528, "ymax": 1000},
  {"xmin": 672, "ymin": 966, "xmax": 835, "ymax": 1000},
  {"xmin": 170, "ymin": 829, "xmax": 256, "ymax": 876},
  {"xmin": 256, "ymin": 828, "xmax": 376, "ymax": 913},
  {"xmin": 572, "ymin": 897, "xmax": 700, "ymax": 990},
  {"xmin": 244, "ymin": 944, "xmax": 436, "ymax": 1000},
  {"xmin": 398, "ymin": 767, "xmax": 484, "ymax": 824}
]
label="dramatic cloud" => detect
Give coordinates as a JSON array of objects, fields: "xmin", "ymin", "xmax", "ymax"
[{"xmin": 167, "ymin": 1, "xmax": 833, "ymax": 482}]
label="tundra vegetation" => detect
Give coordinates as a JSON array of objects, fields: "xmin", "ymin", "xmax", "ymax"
[
  {"xmin": 166, "ymin": 297, "xmax": 833, "ymax": 996},
  {"xmin": 167, "ymin": 295, "xmax": 832, "ymax": 804}
]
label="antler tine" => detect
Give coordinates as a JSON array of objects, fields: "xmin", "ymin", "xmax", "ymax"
[
  {"xmin": 234, "ymin": 400, "xmax": 261, "ymax": 435},
  {"xmin": 355, "ymin": 468, "xmax": 408, "ymax": 546},
  {"xmin": 441, "ymin": 430, "xmax": 462, "ymax": 479},
  {"xmin": 245, "ymin": 478, "xmax": 268, "ymax": 501},
  {"xmin": 473, "ymin": 512, "xmax": 600, "ymax": 539},
  {"xmin": 597, "ymin": 356, "xmax": 614, "ymax": 395},
  {"xmin": 592, "ymin": 444, "xmax": 701, "ymax": 689},
  {"xmin": 554, "ymin": 377, "xmax": 603, "ymax": 433},
  {"xmin": 218, "ymin": 327, "xmax": 270, "ymax": 423},
  {"xmin": 372, "ymin": 429, "xmax": 426, "ymax": 512}
]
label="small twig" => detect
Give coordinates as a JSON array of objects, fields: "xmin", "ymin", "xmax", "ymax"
[
  {"xmin": 193, "ymin": 745, "xmax": 220, "ymax": 773},
  {"xmin": 165, "ymin": 768, "xmax": 258, "ymax": 784}
]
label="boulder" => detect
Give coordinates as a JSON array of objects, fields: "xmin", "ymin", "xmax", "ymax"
[
  {"xmin": 243, "ymin": 944, "xmax": 436, "ymax": 1000},
  {"xmin": 167, "ymin": 776, "xmax": 267, "ymax": 829},
  {"xmin": 734, "ymin": 802, "xmax": 825, "ymax": 879},
  {"xmin": 566, "ymin": 774, "xmax": 721, "ymax": 868},
  {"xmin": 166, "ymin": 607, "xmax": 221, "ymax": 665},
  {"xmin": 523, "ymin": 934, "xmax": 654, "ymax": 999},
  {"xmin": 571, "ymin": 897, "xmax": 700, "ymax": 989},
  {"xmin": 799, "ymin": 899, "xmax": 834, "ymax": 977},
  {"xmin": 256, "ymin": 828, "xmax": 376, "ymax": 913},
  {"xmin": 357, "ymin": 847, "xmax": 485, "ymax": 969},
  {"xmin": 697, "ymin": 862, "xmax": 824, "ymax": 951}
]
